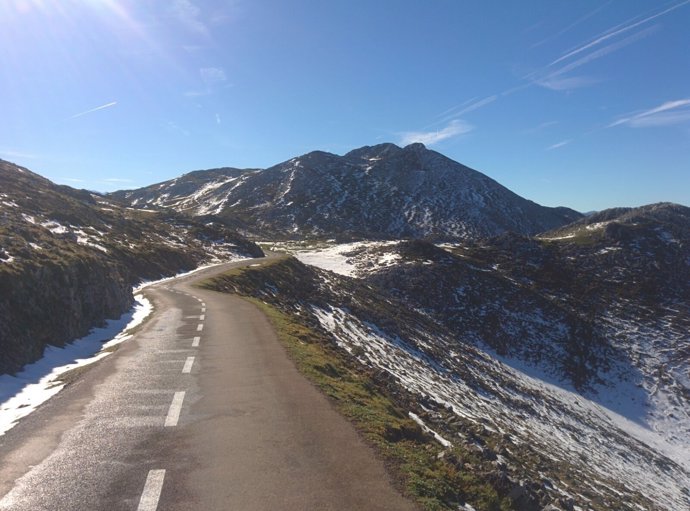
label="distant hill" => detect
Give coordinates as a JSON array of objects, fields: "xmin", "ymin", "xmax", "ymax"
[
  {"xmin": 0, "ymin": 159, "xmax": 263, "ymax": 374},
  {"xmin": 111, "ymin": 143, "xmax": 582, "ymax": 241}
]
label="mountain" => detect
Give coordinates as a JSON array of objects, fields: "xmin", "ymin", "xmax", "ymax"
[
  {"xmin": 0, "ymin": 160, "xmax": 263, "ymax": 374},
  {"xmin": 111, "ymin": 143, "xmax": 582, "ymax": 241}
]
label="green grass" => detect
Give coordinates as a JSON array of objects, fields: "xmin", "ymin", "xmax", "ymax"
[{"xmin": 201, "ymin": 262, "xmax": 513, "ymax": 511}]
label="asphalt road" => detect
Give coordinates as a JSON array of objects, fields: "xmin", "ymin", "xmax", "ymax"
[{"xmin": 0, "ymin": 258, "xmax": 418, "ymax": 510}]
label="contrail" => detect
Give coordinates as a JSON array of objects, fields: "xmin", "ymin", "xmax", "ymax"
[{"xmin": 70, "ymin": 101, "xmax": 117, "ymax": 119}]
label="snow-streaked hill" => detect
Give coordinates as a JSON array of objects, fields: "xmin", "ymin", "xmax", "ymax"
[
  {"xmin": 204, "ymin": 255, "xmax": 690, "ymax": 510},
  {"xmin": 254, "ymin": 204, "xmax": 690, "ymax": 509},
  {"xmin": 111, "ymin": 143, "xmax": 581, "ymax": 241},
  {"xmin": 0, "ymin": 159, "xmax": 263, "ymax": 374}
]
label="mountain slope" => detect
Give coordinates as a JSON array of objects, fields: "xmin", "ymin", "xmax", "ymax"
[
  {"xmin": 0, "ymin": 160, "xmax": 263, "ymax": 374},
  {"xmin": 112, "ymin": 143, "xmax": 581, "ymax": 241},
  {"xmin": 203, "ymin": 256, "xmax": 690, "ymax": 510},
  {"xmin": 278, "ymin": 202, "xmax": 690, "ymax": 470}
]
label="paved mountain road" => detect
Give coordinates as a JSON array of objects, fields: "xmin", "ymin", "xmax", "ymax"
[{"xmin": 0, "ymin": 258, "xmax": 417, "ymax": 510}]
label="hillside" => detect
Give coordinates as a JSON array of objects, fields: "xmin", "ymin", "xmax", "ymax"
[
  {"xmin": 111, "ymin": 143, "xmax": 581, "ymax": 241},
  {"xmin": 281, "ymin": 204, "xmax": 690, "ymax": 453},
  {"xmin": 202, "ymin": 254, "xmax": 690, "ymax": 510},
  {"xmin": 0, "ymin": 160, "xmax": 263, "ymax": 374}
]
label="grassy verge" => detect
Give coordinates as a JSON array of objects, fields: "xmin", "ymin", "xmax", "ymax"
[
  {"xmin": 200, "ymin": 262, "xmax": 512, "ymax": 511},
  {"xmin": 247, "ymin": 299, "xmax": 511, "ymax": 511}
]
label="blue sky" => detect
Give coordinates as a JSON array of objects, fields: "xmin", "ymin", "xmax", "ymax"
[{"xmin": 1, "ymin": 0, "xmax": 688, "ymax": 211}]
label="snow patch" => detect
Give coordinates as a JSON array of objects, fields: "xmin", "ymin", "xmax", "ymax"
[
  {"xmin": 409, "ymin": 412, "xmax": 452, "ymax": 448},
  {"xmin": 0, "ymin": 295, "xmax": 152, "ymax": 436}
]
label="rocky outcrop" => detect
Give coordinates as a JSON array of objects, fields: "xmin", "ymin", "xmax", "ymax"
[{"xmin": 0, "ymin": 257, "xmax": 132, "ymax": 374}]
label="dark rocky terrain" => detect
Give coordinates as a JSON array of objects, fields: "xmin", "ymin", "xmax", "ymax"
[
  {"xmin": 0, "ymin": 160, "xmax": 263, "ymax": 374},
  {"xmin": 111, "ymin": 143, "xmax": 581, "ymax": 241}
]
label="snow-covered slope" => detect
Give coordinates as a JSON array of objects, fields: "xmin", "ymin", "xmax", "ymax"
[{"xmin": 112, "ymin": 143, "xmax": 581, "ymax": 241}]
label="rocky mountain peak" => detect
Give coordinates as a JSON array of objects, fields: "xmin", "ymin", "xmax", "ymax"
[
  {"xmin": 111, "ymin": 143, "xmax": 583, "ymax": 241},
  {"xmin": 343, "ymin": 142, "xmax": 404, "ymax": 161}
]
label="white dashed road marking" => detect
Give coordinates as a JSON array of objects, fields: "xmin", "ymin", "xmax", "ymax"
[
  {"xmin": 182, "ymin": 357, "xmax": 195, "ymax": 374},
  {"xmin": 164, "ymin": 392, "xmax": 185, "ymax": 427},
  {"xmin": 201, "ymin": 307, "xmax": 206, "ymax": 313},
  {"xmin": 196, "ymin": 323, "xmax": 204, "ymax": 332},
  {"xmin": 192, "ymin": 336, "xmax": 200, "ymax": 347},
  {"xmin": 199, "ymin": 314, "xmax": 205, "ymax": 321},
  {"xmin": 137, "ymin": 469, "xmax": 166, "ymax": 511}
]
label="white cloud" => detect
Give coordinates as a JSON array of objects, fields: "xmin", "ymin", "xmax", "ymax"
[
  {"xmin": 0, "ymin": 149, "xmax": 40, "ymax": 160},
  {"xmin": 550, "ymin": 26, "xmax": 657, "ymax": 78},
  {"xmin": 531, "ymin": 25, "xmax": 656, "ymax": 92},
  {"xmin": 164, "ymin": 121, "xmax": 190, "ymax": 137},
  {"xmin": 215, "ymin": 113, "xmax": 221, "ymax": 125},
  {"xmin": 200, "ymin": 67, "xmax": 227, "ymax": 86},
  {"xmin": 531, "ymin": 1, "xmax": 612, "ymax": 49},
  {"xmin": 535, "ymin": 75, "xmax": 599, "ymax": 91},
  {"xmin": 436, "ymin": 96, "xmax": 496, "ymax": 125},
  {"xmin": 70, "ymin": 101, "xmax": 117, "ymax": 119},
  {"xmin": 546, "ymin": 139, "xmax": 572, "ymax": 150},
  {"xmin": 399, "ymin": 119, "xmax": 473, "ymax": 146},
  {"xmin": 527, "ymin": 2, "xmax": 689, "ymax": 94},
  {"xmin": 170, "ymin": 0, "xmax": 209, "ymax": 37},
  {"xmin": 609, "ymin": 99, "xmax": 690, "ymax": 128},
  {"xmin": 102, "ymin": 178, "xmax": 134, "ymax": 183},
  {"xmin": 550, "ymin": 0, "xmax": 690, "ymax": 67}
]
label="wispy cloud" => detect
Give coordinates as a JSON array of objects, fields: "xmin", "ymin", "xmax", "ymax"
[
  {"xmin": 200, "ymin": 67, "xmax": 227, "ymax": 86},
  {"xmin": 399, "ymin": 119, "xmax": 473, "ymax": 146},
  {"xmin": 528, "ymin": 1, "xmax": 688, "ymax": 93},
  {"xmin": 530, "ymin": 24, "xmax": 657, "ymax": 92},
  {"xmin": 70, "ymin": 101, "xmax": 117, "ymax": 119},
  {"xmin": 550, "ymin": 0, "xmax": 690, "ymax": 67},
  {"xmin": 546, "ymin": 139, "xmax": 572, "ymax": 150},
  {"xmin": 102, "ymin": 177, "xmax": 134, "ymax": 183},
  {"xmin": 435, "ymin": 96, "xmax": 497, "ymax": 125},
  {"xmin": 164, "ymin": 121, "xmax": 190, "ymax": 137},
  {"xmin": 170, "ymin": 0, "xmax": 209, "ymax": 37},
  {"xmin": 535, "ymin": 75, "xmax": 600, "ymax": 91},
  {"xmin": 215, "ymin": 113, "xmax": 222, "ymax": 125},
  {"xmin": 523, "ymin": 121, "xmax": 559, "ymax": 134},
  {"xmin": 609, "ymin": 99, "xmax": 690, "ymax": 128},
  {"xmin": 549, "ymin": 26, "xmax": 657, "ymax": 78},
  {"xmin": 184, "ymin": 90, "xmax": 211, "ymax": 98},
  {"xmin": 531, "ymin": 1, "xmax": 612, "ymax": 48},
  {"xmin": 185, "ymin": 67, "xmax": 228, "ymax": 97},
  {"xmin": 0, "ymin": 149, "xmax": 40, "ymax": 160}
]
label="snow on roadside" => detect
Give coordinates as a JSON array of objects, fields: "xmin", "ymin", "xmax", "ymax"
[
  {"xmin": 0, "ymin": 295, "xmax": 151, "ymax": 436},
  {"xmin": 0, "ymin": 255, "xmax": 252, "ymax": 436}
]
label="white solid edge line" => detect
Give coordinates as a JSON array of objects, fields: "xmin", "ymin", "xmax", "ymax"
[
  {"xmin": 192, "ymin": 336, "xmax": 200, "ymax": 347},
  {"xmin": 182, "ymin": 356, "xmax": 195, "ymax": 374},
  {"xmin": 137, "ymin": 469, "xmax": 166, "ymax": 511},
  {"xmin": 196, "ymin": 323, "xmax": 204, "ymax": 332},
  {"xmin": 164, "ymin": 391, "xmax": 185, "ymax": 427}
]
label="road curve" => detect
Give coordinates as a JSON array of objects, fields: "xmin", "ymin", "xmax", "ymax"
[{"xmin": 0, "ymin": 258, "xmax": 418, "ymax": 510}]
